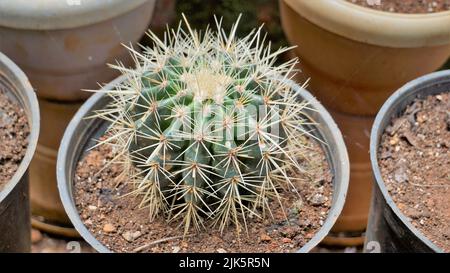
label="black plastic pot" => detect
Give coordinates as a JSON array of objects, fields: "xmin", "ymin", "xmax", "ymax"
[
  {"xmin": 366, "ymin": 70, "xmax": 450, "ymax": 253},
  {"xmin": 0, "ymin": 52, "xmax": 40, "ymax": 252},
  {"xmin": 57, "ymin": 75, "xmax": 349, "ymax": 253}
]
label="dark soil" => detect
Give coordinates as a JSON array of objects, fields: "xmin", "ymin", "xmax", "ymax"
[
  {"xmin": 74, "ymin": 136, "xmax": 333, "ymax": 253},
  {"xmin": 0, "ymin": 89, "xmax": 30, "ymax": 190},
  {"xmin": 378, "ymin": 92, "xmax": 450, "ymax": 252},
  {"xmin": 348, "ymin": 0, "xmax": 450, "ymax": 13}
]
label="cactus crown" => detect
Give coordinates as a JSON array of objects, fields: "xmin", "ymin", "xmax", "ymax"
[{"xmin": 94, "ymin": 15, "xmax": 316, "ymax": 235}]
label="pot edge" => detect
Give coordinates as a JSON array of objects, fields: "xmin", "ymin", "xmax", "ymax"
[{"xmin": 282, "ymin": 0, "xmax": 450, "ymax": 48}]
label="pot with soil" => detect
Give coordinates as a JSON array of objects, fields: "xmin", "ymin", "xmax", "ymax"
[
  {"xmin": 30, "ymin": 99, "xmax": 84, "ymax": 237},
  {"xmin": 0, "ymin": 0, "xmax": 157, "ymax": 236},
  {"xmin": 367, "ymin": 70, "xmax": 450, "ymax": 253},
  {"xmin": 0, "ymin": 52, "xmax": 39, "ymax": 252},
  {"xmin": 280, "ymin": 0, "xmax": 450, "ymax": 245},
  {"xmin": 57, "ymin": 19, "xmax": 349, "ymax": 253}
]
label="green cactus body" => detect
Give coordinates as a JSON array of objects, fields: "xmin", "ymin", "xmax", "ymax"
[{"xmin": 97, "ymin": 16, "xmax": 312, "ymax": 234}]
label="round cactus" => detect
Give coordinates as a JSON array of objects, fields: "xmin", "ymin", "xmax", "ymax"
[{"xmin": 95, "ymin": 15, "xmax": 315, "ymax": 234}]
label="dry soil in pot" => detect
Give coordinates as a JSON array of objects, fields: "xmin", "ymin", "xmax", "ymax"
[
  {"xmin": 0, "ymin": 89, "xmax": 29, "ymax": 190},
  {"xmin": 378, "ymin": 92, "xmax": 450, "ymax": 252},
  {"xmin": 73, "ymin": 135, "xmax": 333, "ymax": 253},
  {"xmin": 348, "ymin": 0, "xmax": 450, "ymax": 13}
]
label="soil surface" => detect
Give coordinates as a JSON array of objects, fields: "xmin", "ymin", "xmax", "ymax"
[
  {"xmin": 378, "ymin": 92, "xmax": 450, "ymax": 252},
  {"xmin": 0, "ymin": 89, "xmax": 30, "ymax": 190},
  {"xmin": 348, "ymin": 0, "xmax": 450, "ymax": 13},
  {"xmin": 74, "ymin": 136, "xmax": 333, "ymax": 253}
]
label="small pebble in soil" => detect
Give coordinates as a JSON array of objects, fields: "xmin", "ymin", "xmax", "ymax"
[
  {"xmin": 260, "ymin": 234, "xmax": 272, "ymax": 242},
  {"xmin": 172, "ymin": 246, "xmax": 181, "ymax": 253},
  {"xmin": 103, "ymin": 223, "xmax": 116, "ymax": 233},
  {"xmin": 309, "ymin": 193, "xmax": 327, "ymax": 206},
  {"xmin": 122, "ymin": 231, "xmax": 142, "ymax": 242}
]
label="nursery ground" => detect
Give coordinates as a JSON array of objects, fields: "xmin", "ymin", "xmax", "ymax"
[{"xmin": 30, "ymin": 228, "xmax": 361, "ymax": 253}]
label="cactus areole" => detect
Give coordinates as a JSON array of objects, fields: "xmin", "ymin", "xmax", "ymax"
[{"xmin": 94, "ymin": 16, "xmax": 320, "ymax": 234}]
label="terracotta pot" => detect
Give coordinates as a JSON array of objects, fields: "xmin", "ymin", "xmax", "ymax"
[
  {"xmin": 280, "ymin": 0, "xmax": 450, "ymax": 244},
  {"xmin": 0, "ymin": 0, "xmax": 156, "ymax": 101},
  {"xmin": 29, "ymin": 99, "xmax": 83, "ymax": 237}
]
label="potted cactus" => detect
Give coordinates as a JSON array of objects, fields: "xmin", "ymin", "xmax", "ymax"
[{"xmin": 57, "ymin": 17, "xmax": 349, "ymax": 252}]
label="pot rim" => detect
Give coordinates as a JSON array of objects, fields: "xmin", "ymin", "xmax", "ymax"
[
  {"xmin": 0, "ymin": 0, "xmax": 154, "ymax": 30},
  {"xmin": 282, "ymin": 0, "xmax": 450, "ymax": 48},
  {"xmin": 370, "ymin": 70, "xmax": 450, "ymax": 253},
  {"xmin": 57, "ymin": 75, "xmax": 349, "ymax": 253},
  {"xmin": 0, "ymin": 52, "xmax": 40, "ymax": 203}
]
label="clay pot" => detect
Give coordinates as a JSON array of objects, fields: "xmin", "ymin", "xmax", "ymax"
[
  {"xmin": 0, "ymin": 0, "xmax": 156, "ymax": 101},
  {"xmin": 57, "ymin": 76, "xmax": 350, "ymax": 253},
  {"xmin": 280, "ymin": 0, "xmax": 450, "ymax": 115},
  {"xmin": 280, "ymin": 0, "xmax": 450, "ymax": 244},
  {"xmin": 0, "ymin": 52, "xmax": 40, "ymax": 252},
  {"xmin": 29, "ymin": 99, "xmax": 83, "ymax": 237}
]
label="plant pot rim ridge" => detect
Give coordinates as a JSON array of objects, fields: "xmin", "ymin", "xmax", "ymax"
[
  {"xmin": 0, "ymin": 52, "xmax": 40, "ymax": 203},
  {"xmin": 282, "ymin": 0, "xmax": 450, "ymax": 48},
  {"xmin": 370, "ymin": 69, "xmax": 450, "ymax": 253},
  {"xmin": 57, "ymin": 75, "xmax": 349, "ymax": 253},
  {"xmin": 0, "ymin": 0, "xmax": 154, "ymax": 30}
]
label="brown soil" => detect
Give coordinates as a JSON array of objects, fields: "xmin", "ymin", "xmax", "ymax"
[
  {"xmin": 74, "ymin": 136, "xmax": 333, "ymax": 253},
  {"xmin": 348, "ymin": 0, "xmax": 450, "ymax": 13},
  {"xmin": 0, "ymin": 89, "xmax": 30, "ymax": 190},
  {"xmin": 378, "ymin": 92, "xmax": 450, "ymax": 252}
]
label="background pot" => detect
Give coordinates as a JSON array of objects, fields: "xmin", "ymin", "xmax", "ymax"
[
  {"xmin": 280, "ymin": 0, "xmax": 450, "ymax": 244},
  {"xmin": 57, "ymin": 76, "xmax": 349, "ymax": 253},
  {"xmin": 0, "ymin": 0, "xmax": 156, "ymax": 101},
  {"xmin": 366, "ymin": 70, "xmax": 450, "ymax": 253},
  {"xmin": 29, "ymin": 99, "xmax": 83, "ymax": 237},
  {"xmin": 0, "ymin": 52, "xmax": 39, "ymax": 252}
]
